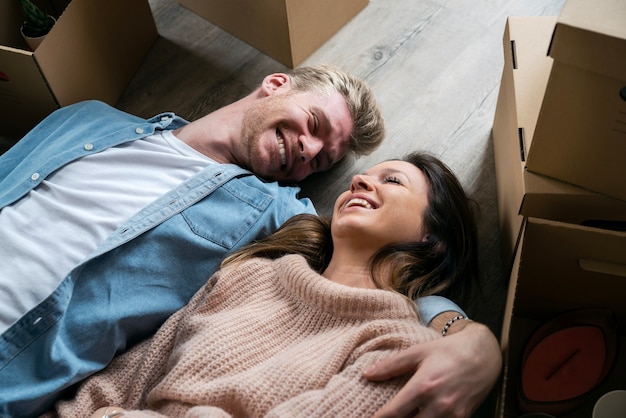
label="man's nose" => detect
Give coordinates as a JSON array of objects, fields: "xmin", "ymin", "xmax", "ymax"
[{"xmin": 298, "ymin": 135, "xmax": 323, "ymax": 163}]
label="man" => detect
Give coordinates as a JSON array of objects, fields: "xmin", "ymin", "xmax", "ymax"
[{"xmin": 0, "ymin": 65, "xmax": 500, "ymax": 417}]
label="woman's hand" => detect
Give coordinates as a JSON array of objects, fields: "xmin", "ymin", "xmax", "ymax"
[{"xmin": 363, "ymin": 320, "xmax": 502, "ymax": 417}]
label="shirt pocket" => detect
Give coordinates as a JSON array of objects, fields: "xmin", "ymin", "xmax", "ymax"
[{"xmin": 180, "ymin": 179, "xmax": 273, "ymax": 249}]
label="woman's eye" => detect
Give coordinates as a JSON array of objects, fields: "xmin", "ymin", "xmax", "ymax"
[{"xmin": 384, "ymin": 176, "xmax": 402, "ymax": 185}]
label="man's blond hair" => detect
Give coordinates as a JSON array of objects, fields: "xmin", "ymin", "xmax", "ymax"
[{"xmin": 287, "ymin": 65, "xmax": 385, "ymax": 158}]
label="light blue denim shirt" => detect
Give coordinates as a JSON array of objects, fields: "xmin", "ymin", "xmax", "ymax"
[{"xmin": 0, "ymin": 101, "xmax": 463, "ymax": 417}]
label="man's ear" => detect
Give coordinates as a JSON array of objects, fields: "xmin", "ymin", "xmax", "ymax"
[{"xmin": 260, "ymin": 73, "xmax": 291, "ymax": 96}]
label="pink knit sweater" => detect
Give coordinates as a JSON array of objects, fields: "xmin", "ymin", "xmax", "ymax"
[{"xmin": 47, "ymin": 255, "xmax": 440, "ymax": 418}]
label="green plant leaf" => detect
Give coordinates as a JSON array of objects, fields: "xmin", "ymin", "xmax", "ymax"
[{"xmin": 18, "ymin": 0, "xmax": 55, "ymax": 37}]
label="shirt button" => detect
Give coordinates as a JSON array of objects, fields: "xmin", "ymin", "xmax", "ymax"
[
  {"xmin": 31, "ymin": 173, "xmax": 40, "ymax": 181},
  {"xmin": 84, "ymin": 143, "xmax": 94, "ymax": 151},
  {"xmin": 160, "ymin": 115, "xmax": 169, "ymax": 121},
  {"xmin": 135, "ymin": 127, "xmax": 144, "ymax": 134}
]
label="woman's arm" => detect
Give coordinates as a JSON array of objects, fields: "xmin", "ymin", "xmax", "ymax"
[
  {"xmin": 363, "ymin": 313, "xmax": 502, "ymax": 418},
  {"xmin": 51, "ymin": 337, "xmax": 160, "ymax": 417}
]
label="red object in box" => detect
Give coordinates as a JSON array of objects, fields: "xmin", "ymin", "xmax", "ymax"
[{"xmin": 518, "ymin": 309, "xmax": 618, "ymax": 415}]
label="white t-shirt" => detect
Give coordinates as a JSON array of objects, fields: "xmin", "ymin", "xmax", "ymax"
[{"xmin": 0, "ymin": 131, "xmax": 212, "ymax": 332}]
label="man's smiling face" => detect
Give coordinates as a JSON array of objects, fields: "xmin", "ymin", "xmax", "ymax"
[{"xmin": 239, "ymin": 88, "xmax": 353, "ymax": 182}]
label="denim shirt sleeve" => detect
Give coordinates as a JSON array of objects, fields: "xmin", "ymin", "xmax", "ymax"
[{"xmin": 416, "ymin": 295, "xmax": 468, "ymax": 326}]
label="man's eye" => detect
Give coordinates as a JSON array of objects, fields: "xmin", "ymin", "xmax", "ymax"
[
  {"xmin": 312, "ymin": 114, "xmax": 319, "ymax": 134},
  {"xmin": 384, "ymin": 176, "xmax": 402, "ymax": 185}
]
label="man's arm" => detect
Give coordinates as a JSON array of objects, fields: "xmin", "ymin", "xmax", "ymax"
[{"xmin": 363, "ymin": 310, "xmax": 502, "ymax": 418}]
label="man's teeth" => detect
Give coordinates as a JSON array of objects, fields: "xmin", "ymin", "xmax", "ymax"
[
  {"xmin": 278, "ymin": 135, "xmax": 287, "ymax": 166},
  {"xmin": 345, "ymin": 198, "xmax": 373, "ymax": 209}
]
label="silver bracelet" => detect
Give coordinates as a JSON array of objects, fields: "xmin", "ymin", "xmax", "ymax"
[{"xmin": 441, "ymin": 315, "xmax": 467, "ymax": 336}]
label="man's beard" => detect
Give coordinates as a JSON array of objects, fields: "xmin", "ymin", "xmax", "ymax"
[{"xmin": 240, "ymin": 95, "xmax": 289, "ymax": 179}]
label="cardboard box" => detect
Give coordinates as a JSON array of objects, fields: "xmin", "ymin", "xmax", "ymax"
[
  {"xmin": 497, "ymin": 218, "xmax": 626, "ymax": 417},
  {"xmin": 525, "ymin": 0, "xmax": 626, "ymax": 201},
  {"xmin": 0, "ymin": 0, "xmax": 158, "ymax": 138},
  {"xmin": 177, "ymin": 0, "xmax": 368, "ymax": 68},
  {"xmin": 492, "ymin": 16, "xmax": 626, "ymax": 266}
]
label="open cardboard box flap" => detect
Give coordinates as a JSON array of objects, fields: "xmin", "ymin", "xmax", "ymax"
[
  {"xmin": 525, "ymin": 0, "xmax": 626, "ymax": 201},
  {"xmin": 513, "ymin": 219, "xmax": 626, "ymax": 325},
  {"xmin": 0, "ymin": 0, "xmax": 157, "ymax": 139},
  {"xmin": 549, "ymin": 0, "xmax": 626, "ymax": 81}
]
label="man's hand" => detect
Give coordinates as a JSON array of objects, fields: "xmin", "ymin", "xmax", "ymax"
[{"xmin": 363, "ymin": 318, "xmax": 502, "ymax": 418}]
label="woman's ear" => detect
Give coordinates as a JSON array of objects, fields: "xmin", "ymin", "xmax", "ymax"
[{"xmin": 260, "ymin": 73, "xmax": 291, "ymax": 96}]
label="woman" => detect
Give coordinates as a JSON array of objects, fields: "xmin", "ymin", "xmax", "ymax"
[{"xmin": 47, "ymin": 152, "xmax": 479, "ymax": 418}]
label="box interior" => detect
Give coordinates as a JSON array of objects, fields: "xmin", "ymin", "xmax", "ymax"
[{"xmin": 501, "ymin": 218, "xmax": 626, "ymax": 418}]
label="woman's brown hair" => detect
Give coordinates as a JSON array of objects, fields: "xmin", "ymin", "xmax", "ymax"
[{"xmin": 222, "ymin": 152, "xmax": 479, "ymax": 304}]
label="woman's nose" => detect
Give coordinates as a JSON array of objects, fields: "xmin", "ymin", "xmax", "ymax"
[{"xmin": 350, "ymin": 174, "xmax": 373, "ymax": 192}]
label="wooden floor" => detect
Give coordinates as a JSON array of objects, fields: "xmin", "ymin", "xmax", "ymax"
[{"xmin": 2, "ymin": 0, "xmax": 566, "ymax": 398}]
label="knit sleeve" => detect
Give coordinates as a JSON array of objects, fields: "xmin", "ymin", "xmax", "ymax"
[
  {"xmin": 50, "ymin": 331, "xmax": 172, "ymax": 417},
  {"xmin": 264, "ymin": 333, "xmax": 431, "ymax": 418},
  {"xmin": 49, "ymin": 275, "xmax": 219, "ymax": 417}
]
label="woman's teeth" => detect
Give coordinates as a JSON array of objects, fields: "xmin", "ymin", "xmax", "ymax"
[{"xmin": 345, "ymin": 198, "xmax": 373, "ymax": 209}]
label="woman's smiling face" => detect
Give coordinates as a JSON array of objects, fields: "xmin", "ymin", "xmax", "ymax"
[{"xmin": 332, "ymin": 160, "xmax": 431, "ymax": 252}]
